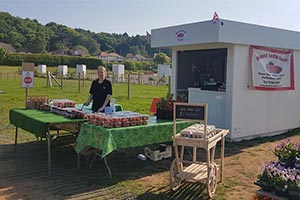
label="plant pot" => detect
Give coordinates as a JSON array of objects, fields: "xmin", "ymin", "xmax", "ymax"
[
  {"xmin": 279, "ymin": 159, "xmax": 293, "ymax": 167},
  {"xmin": 274, "ymin": 185, "xmax": 288, "ymax": 197},
  {"xmin": 294, "ymin": 157, "xmax": 300, "ymax": 168},
  {"xmin": 254, "ymin": 180, "xmax": 274, "ymax": 192},
  {"xmin": 156, "ymin": 108, "xmax": 173, "ymax": 120},
  {"xmin": 288, "ymin": 189, "xmax": 300, "ymax": 200},
  {"xmin": 294, "ymin": 162, "xmax": 300, "ymax": 169}
]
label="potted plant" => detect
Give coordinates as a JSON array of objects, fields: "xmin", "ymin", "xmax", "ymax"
[
  {"xmin": 256, "ymin": 161, "xmax": 276, "ymax": 192},
  {"xmin": 273, "ymin": 139, "xmax": 296, "ymax": 167},
  {"xmin": 272, "ymin": 165, "xmax": 288, "ymax": 197},
  {"xmin": 294, "ymin": 143, "xmax": 300, "ymax": 168},
  {"xmin": 287, "ymin": 168, "xmax": 300, "ymax": 200},
  {"xmin": 156, "ymin": 93, "xmax": 174, "ymax": 120}
]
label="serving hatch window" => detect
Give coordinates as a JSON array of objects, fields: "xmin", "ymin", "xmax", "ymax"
[{"xmin": 177, "ymin": 48, "xmax": 227, "ymax": 92}]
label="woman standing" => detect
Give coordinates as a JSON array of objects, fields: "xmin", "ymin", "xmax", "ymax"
[{"xmin": 84, "ymin": 66, "xmax": 112, "ymax": 112}]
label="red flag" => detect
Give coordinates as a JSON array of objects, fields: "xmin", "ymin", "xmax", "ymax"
[
  {"xmin": 146, "ymin": 31, "xmax": 151, "ymax": 41},
  {"xmin": 212, "ymin": 12, "xmax": 219, "ymax": 24}
]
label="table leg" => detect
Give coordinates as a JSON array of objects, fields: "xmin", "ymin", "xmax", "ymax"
[
  {"xmin": 104, "ymin": 157, "xmax": 112, "ymax": 179},
  {"xmin": 77, "ymin": 153, "xmax": 80, "ymax": 170},
  {"xmin": 14, "ymin": 127, "xmax": 18, "ymax": 152},
  {"xmin": 47, "ymin": 127, "xmax": 51, "ymax": 174}
]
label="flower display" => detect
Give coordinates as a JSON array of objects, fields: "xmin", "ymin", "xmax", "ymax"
[
  {"xmin": 273, "ymin": 139, "xmax": 298, "ymax": 166},
  {"xmin": 257, "ymin": 161, "xmax": 276, "ymax": 185},
  {"xmin": 287, "ymin": 168, "xmax": 300, "ymax": 191},
  {"xmin": 271, "ymin": 164, "xmax": 289, "ymax": 188},
  {"xmin": 256, "ymin": 140, "xmax": 300, "ymax": 198}
]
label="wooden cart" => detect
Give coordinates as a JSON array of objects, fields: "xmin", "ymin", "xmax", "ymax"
[{"xmin": 170, "ymin": 102, "xmax": 228, "ymax": 198}]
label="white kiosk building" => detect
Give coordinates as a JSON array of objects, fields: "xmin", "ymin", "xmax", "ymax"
[
  {"xmin": 37, "ymin": 64, "xmax": 47, "ymax": 74},
  {"xmin": 76, "ymin": 64, "xmax": 86, "ymax": 78},
  {"xmin": 112, "ymin": 64, "xmax": 125, "ymax": 82},
  {"xmin": 151, "ymin": 19, "xmax": 300, "ymax": 141},
  {"xmin": 157, "ymin": 64, "xmax": 171, "ymax": 79},
  {"xmin": 58, "ymin": 65, "xmax": 68, "ymax": 76}
]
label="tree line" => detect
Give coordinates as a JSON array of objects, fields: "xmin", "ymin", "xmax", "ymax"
[{"xmin": 0, "ymin": 12, "xmax": 169, "ymax": 57}]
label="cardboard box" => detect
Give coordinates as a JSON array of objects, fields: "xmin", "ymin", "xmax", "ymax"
[
  {"xmin": 145, "ymin": 144, "xmax": 172, "ymax": 161},
  {"xmin": 26, "ymin": 96, "xmax": 48, "ymax": 109}
]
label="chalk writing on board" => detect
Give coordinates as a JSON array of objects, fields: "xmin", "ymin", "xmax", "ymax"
[{"xmin": 175, "ymin": 104, "xmax": 206, "ymax": 120}]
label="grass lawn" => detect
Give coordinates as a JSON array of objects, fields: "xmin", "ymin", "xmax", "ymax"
[{"xmin": 0, "ymin": 65, "xmax": 168, "ymax": 139}]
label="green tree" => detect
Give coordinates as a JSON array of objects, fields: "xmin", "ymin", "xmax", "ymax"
[
  {"xmin": 124, "ymin": 60, "xmax": 137, "ymax": 71},
  {"xmin": 28, "ymin": 31, "xmax": 48, "ymax": 53},
  {"xmin": 5, "ymin": 31, "xmax": 23, "ymax": 48},
  {"xmin": 0, "ymin": 48, "xmax": 8, "ymax": 64},
  {"xmin": 153, "ymin": 52, "xmax": 169, "ymax": 65},
  {"xmin": 116, "ymin": 42, "xmax": 130, "ymax": 56}
]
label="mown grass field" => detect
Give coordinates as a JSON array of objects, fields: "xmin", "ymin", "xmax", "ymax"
[{"xmin": 0, "ymin": 65, "xmax": 168, "ymax": 140}]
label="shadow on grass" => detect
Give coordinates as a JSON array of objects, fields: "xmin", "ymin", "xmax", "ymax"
[
  {"xmin": 135, "ymin": 183, "xmax": 209, "ymax": 200},
  {"xmin": 224, "ymin": 128, "xmax": 300, "ymax": 157}
]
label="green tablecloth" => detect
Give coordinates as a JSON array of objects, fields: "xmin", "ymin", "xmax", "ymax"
[
  {"xmin": 9, "ymin": 109, "xmax": 86, "ymax": 137},
  {"xmin": 75, "ymin": 119, "xmax": 195, "ymax": 158}
]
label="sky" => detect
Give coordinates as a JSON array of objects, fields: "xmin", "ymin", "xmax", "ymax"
[{"xmin": 1, "ymin": 0, "xmax": 300, "ymax": 36}]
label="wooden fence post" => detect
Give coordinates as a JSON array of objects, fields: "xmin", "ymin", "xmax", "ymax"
[
  {"xmin": 60, "ymin": 72, "xmax": 63, "ymax": 89},
  {"xmin": 127, "ymin": 73, "xmax": 131, "ymax": 99},
  {"xmin": 25, "ymin": 88, "xmax": 29, "ymax": 108},
  {"xmin": 78, "ymin": 73, "xmax": 81, "ymax": 93},
  {"xmin": 168, "ymin": 76, "xmax": 171, "ymax": 94},
  {"xmin": 82, "ymin": 73, "xmax": 84, "ymax": 87},
  {"xmin": 138, "ymin": 72, "xmax": 141, "ymax": 85}
]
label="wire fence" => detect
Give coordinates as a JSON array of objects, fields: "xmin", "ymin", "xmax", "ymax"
[
  {"xmin": 0, "ymin": 72, "xmax": 18, "ymax": 80},
  {"xmin": 0, "ymin": 71, "xmax": 170, "ymax": 86}
]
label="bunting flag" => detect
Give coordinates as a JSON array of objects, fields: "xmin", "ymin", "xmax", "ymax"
[
  {"xmin": 146, "ymin": 31, "xmax": 151, "ymax": 41},
  {"xmin": 212, "ymin": 12, "xmax": 219, "ymax": 24}
]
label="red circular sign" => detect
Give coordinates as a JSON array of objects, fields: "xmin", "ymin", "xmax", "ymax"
[{"xmin": 24, "ymin": 76, "xmax": 32, "ymax": 84}]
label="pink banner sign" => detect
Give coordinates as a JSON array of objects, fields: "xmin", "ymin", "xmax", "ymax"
[{"xmin": 250, "ymin": 46, "xmax": 294, "ymax": 90}]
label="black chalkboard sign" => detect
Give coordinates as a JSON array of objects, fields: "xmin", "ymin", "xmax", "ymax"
[{"xmin": 175, "ymin": 103, "xmax": 207, "ymax": 121}]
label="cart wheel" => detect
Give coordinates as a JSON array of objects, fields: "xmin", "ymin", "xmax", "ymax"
[
  {"xmin": 207, "ymin": 162, "xmax": 218, "ymax": 198},
  {"xmin": 169, "ymin": 159, "xmax": 183, "ymax": 191}
]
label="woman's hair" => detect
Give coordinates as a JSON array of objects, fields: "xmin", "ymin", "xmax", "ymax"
[{"xmin": 97, "ymin": 66, "xmax": 106, "ymax": 72}]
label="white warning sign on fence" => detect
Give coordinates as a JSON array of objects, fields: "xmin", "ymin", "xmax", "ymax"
[
  {"xmin": 21, "ymin": 62, "xmax": 34, "ymax": 88},
  {"xmin": 22, "ymin": 71, "xmax": 34, "ymax": 88}
]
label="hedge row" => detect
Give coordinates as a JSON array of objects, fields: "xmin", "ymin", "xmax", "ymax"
[{"xmin": 0, "ymin": 53, "xmax": 104, "ymax": 69}]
